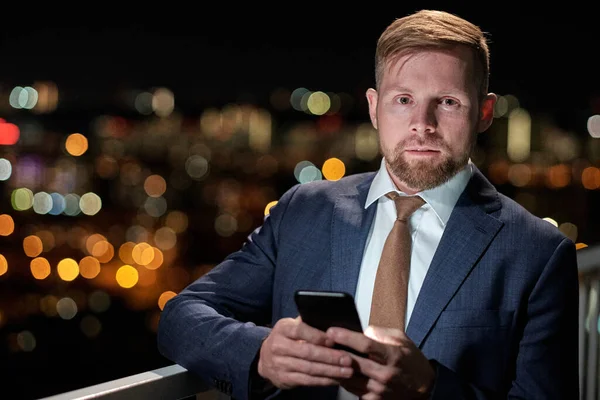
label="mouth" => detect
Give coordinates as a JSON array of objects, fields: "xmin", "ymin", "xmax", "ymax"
[{"xmin": 405, "ymin": 148, "xmax": 441, "ymax": 154}]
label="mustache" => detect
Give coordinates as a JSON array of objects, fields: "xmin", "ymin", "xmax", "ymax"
[{"xmin": 395, "ymin": 136, "xmax": 448, "ymax": 150}]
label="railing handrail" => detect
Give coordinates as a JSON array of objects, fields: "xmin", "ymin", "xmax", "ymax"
[
  {"xmin": 37, "ymin": 364, "xmax": 219, "ymax": 400},
  {"xmin": 39, "ymin": 244, "xmax": 600, "ymax": 400},
  {"xmin": 577, "ymin": 245, "xmax": 600, "ymax": 275}
]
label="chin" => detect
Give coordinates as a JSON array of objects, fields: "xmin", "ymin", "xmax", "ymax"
[{"xmin": 388, "ymin": 155, "xmax": 464, "ymax": 191}]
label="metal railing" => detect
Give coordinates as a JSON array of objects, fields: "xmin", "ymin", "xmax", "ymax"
[
  {"xmin": 579, "ymin": 244, "xmax": 600, "ymax": 400},
  {"xmin": 38, "ymin": 364, "xmax": 227, "ymax": 400},
  {"xmin": 40, "ymin": 244, "xmax": 600, "ymax": 400}
]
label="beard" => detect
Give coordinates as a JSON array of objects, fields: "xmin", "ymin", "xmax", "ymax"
[{"xmin": 382, "ymin": 135, "xmax": 472, "ymax": 191}]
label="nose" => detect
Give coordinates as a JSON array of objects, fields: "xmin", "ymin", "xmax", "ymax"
[{"xmin": 409, "ymin": 102, "xmax": 437, "ymax": 135}]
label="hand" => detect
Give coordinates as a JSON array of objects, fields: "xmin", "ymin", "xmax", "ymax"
[
  {"xmin": 257, "ymin": 316, "xmax": 354, "ymax": 389},
  {"xmin": 327, "ymin": 325, "xmax": 435, "ymax": 399}
]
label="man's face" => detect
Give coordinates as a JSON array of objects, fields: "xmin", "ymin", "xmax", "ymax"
[{"xmin": 366, "ymin": 46, "xmax": 496, "ymax": 193}]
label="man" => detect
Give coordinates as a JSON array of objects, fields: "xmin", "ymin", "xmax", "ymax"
[{"xmin": 157, "ymin": 9, "xmax": 579, "ymax": 399}]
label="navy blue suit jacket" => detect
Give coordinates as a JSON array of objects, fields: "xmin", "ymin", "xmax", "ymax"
[{"xmin": 157, "ymin": 167, "xmax": 579, "ymax": 399}]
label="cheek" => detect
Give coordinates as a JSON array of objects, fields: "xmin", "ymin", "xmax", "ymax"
[{"xmin": 446, "ymin": 129, "xmax": 475, "ymax": 153}]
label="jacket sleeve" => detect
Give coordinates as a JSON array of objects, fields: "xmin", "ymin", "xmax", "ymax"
[
  {"xmin": 429, "ymin": 237, "xmax": 580, "ymax": 399},
  {"xmin": 157, "ymin": 184, "xmax": 300, "ymax": 400}
]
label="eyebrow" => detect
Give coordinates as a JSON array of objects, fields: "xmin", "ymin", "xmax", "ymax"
[{"xmin": 387, "ymin": 85, "xmax": 470, "ymax": 98}]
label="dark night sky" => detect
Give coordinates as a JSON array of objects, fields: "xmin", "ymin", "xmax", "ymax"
[{"xmin": 0, "ymin": 4, "xmax": 599, "ymax": 124}]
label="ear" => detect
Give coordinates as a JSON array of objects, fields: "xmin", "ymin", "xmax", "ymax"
[
  {"xmin": 477, "ymin": 93, "xmax": 497, "ymax": 133},
  {"xmin": 366, "ymin": 88, "xmax": 379, "ymax": 129}
]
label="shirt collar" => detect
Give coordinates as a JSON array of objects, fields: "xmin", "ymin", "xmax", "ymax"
[{"xmin": 365, "ymin": 158, "xmax": 473, "ymax": 226}]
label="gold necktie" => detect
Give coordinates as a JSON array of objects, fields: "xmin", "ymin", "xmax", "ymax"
[{"xmin": 369, "ymin": 192, "xmax": 425, "ymax": 331}]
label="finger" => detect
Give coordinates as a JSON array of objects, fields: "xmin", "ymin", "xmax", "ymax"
[
  {"xmin": 347, "ymin": 351, "xmax": 398, "ymax": 384},
  {"xmin": 280, "ymin": 317, "xmax": 335, "ymax": 347},
  {"xmin": 275, "ymin": 355, "xmax": 354, "ymax": 379},
  {"xmin": 272, "ymin": 335, "xmax": 352, "ymax": 367},
  {"xmin": 361, "ymin": 393, "xmax": 383, "ymax": 400},
  {"xmin": 327, "ymin": 327, "xmax": 388, "ymax": 361},
  {"xmin": 284, "ymin": 371, "xmax": 340, "ymax": 387},
  {"xmin": 365, "ymin": 377, "xmax": 388, "ymax": 396}
]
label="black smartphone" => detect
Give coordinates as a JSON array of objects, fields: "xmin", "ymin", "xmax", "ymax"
[{"xmin": 294, "ymin": 290, "xmax": 366, "ymax": 357}]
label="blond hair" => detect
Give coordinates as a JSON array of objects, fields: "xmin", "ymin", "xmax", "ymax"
[{"xmin": 375, "ymin": 10, "xmax": 490, "ymax": 100}]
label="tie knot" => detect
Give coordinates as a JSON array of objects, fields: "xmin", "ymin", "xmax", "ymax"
[{"xmin": 386, "ymin": 192, "xmax": 425, "ymax": 221}]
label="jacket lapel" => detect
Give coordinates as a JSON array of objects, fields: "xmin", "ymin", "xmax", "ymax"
[
  {"xmin": 406, "ymin": 168, "xmax": 504, "ymax": 347},
  {"xmin": 330, "ymin": 174, "xmax": 377, "ymax": 297}
]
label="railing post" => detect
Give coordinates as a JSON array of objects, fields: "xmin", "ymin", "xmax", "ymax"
[
  {"xmin": 579, "ymin": 278, "xmax": 588, "ymax": 400},
  {"xmin": 585, "ymin": 278, "xmax": 599, "ymax": 400}
]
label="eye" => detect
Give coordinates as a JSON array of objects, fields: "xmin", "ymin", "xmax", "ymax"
[
  {"xmin": 441, "ymin": 98, "xmax": 459, "ymax": 107},
  {"xmin": 396, "ymin": 96, "xmax": 411, "ymax": 105}
]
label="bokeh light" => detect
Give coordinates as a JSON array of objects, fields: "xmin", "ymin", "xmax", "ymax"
[
  {"xmin": 0, "ymin": 214, "xmax": 15, "ymax": 236},
  {"xmin": 264, "ymin": 200, "xmax": 278, "ymax": 216},
  {"xmin": 0, "ymin": 158, "xmax": 13, "ymax": 180},
  {"xmin": 79, "ymin": 256, "xmax": 101, "ymax": 279},
  {"xmin": 116, "ymin": 265, "xmax": 138, "ymax": 288},
  {"xmin": 23, "ymin": 235, "xmax": 43, "ymax": 257},
  {"xmin": 132, "ymin": 243, "xmax": 154, "ymax": 266},
  {"xmin": 57, "ymin": 258, "xmax": 79, "ymax": 281},
  {"xmin": 158, "ymin": 291, "xmax": 177, "ymax": 310},
  {"xmin": 80, "ymin": 192, "xmax": 102, "ymax": 216},
  {"xmin": 322, "ymin": 158, "xmax": 346, "ymax": 181},
  {"xmin": 65, "ymin": 133, "xmax": 89, "ymax": 156},
  {"xmin": 30, "ymin": 257, "xmax": 51, "ymax": 280},
  {"xmin": 17, "ymin": 331, "xmax": 36, "ymax": 352},
  {"xmin": 88, "ymin": 291, "xmax": 111, "ymax": 313},
  {"xmin": 56, "ymin": 297, "xmax": 78, "ymax": 320},
  {"xmin": 165, "ymin": 211, "xmax": 188, "ymax": 233},
  {"xmin": 0, "ymin": 255, "xmax": 7, "ymax": 276},
  {"xmin": 144, "ymin": 174, "xmax": 167, "ymax": 197},
  {"xmin": 11, "ymin": 188, "xmax": 34, "ymax": 211}
]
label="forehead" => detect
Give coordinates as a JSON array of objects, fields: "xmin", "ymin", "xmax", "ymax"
[{"xmin": 381, "ymin": 47, "xmax": 478, "ymax": 93}]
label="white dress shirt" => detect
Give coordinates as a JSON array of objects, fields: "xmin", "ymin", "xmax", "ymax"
[{"xmin": 337, "ymin": 158, "xmax": 473, "ymax": 400}]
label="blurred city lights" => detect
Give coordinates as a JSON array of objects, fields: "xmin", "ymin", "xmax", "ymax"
[
  {"xmin": 588, "ymin": 115, "xmax": 600, "ymax": 138},
  {"xmin": 11, "ymin": 188, "xmax": 33, "ymax": 211},
  {"xmin": 32, "ymin": 81, "xmax": 59, "ymax": 113},
  {"xmin": 0, "ymin": 158, "xmax": 13, "ymax": 179},
  {"xmin": 16, "ymin": 330, "xmax": 36, "ymax": 352},
  {"xmin": 56, "ymin": 297, "xmax": 78, "ymax": 320},
  {"xmin": 290, "ymin": 87, "xmax": 309, "ymax": 111},
  {"xmin": 9, "ymin": 86, "xmax": 38, "ymax": 110},
  {"xmin": 80, "ymin": 192, "xmax": 102, "ymax": 216},
  {"xmin": 322, "ymin": 157, "xmax": 345, "ymax": 181},
  {"xmin": 152, "ymin": 88, "xmax": 175, "ymax": 117},
  {"xmin": 0, "ymin": 214, "xmax": 15, "ymax": 236},
  {"xmin": 507, "ymin": 108, "xmax": 531, "ymax": 162},
  {"xmin": 88, "ymin": 290, "xmax": 111, "ymax": 313},
  {"xmin": 307, "ymin": 91, "xmax": 331, "ymax": 115},
  {"xmin": 144, "ymin": 174, "xmax": 167, "ymax": 197},
  {"xmin": 57, "ymin": 258, "xmax": 79, "ymax": 281},
  {"xmin": 79, "ymin": 256, "xmax": 101, "ymax": 279},
  {"xmin": 355, "ymin": 123, "xmax": 379, "ymax": 161},
  {"xmin": 0, "ymin": 255, "xmax": 7, "ymax": 276},
  {"xmin": 298, "ymin": 165, "xmax": 322, "ymax": 183},
  {"xmin": 158, "ymin": 291, "xmax": 177, "ymax": 310},
  {"xmin": 65, "ymin": 133, "xmax": 89, "ymax": 156},
  {"xmin": 116, "ymin": 265, "xmax": 138, "ymax": 288},
  {"xmin": 30, "ymin": 257, "xmax": 51, "ymax": 280},
  {"xmin": 264, "ymin": 200, "xmax": 277, "ymax": 216},
  {"xmin": 23, "ymin": 235, "xmax": 43, "ymax": 257}
]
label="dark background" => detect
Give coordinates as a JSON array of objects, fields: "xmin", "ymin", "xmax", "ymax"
[{"xmin": 1, "ymin": 4, "xmax": 599, "ymax": 399}]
